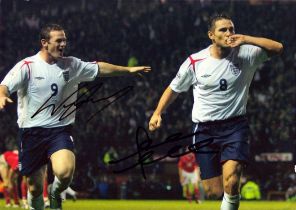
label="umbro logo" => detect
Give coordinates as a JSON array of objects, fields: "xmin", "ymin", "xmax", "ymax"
[
  {"xmin": 34, "ymin": 76, "xmax": 45, "ymax": 80},
  {"xmin": 201, "ymin": 74, "xmax": 211, "ymax": 78}
]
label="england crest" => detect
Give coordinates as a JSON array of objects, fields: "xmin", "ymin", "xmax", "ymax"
[
  {"xmin": 63, "ymin": 70, "xmax": 70, "ymax": 82},
  {"xmin": 230, "ymin": 63, "xmax": 241, "ymax": 76}
]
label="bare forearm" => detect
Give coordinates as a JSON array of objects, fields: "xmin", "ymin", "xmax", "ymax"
[
  {"xmin": 244, "ymin": 35, "xmax": 283, "ymax": 55},
  {"xmin": 98, "ymin": 62, "xmax": 130, "ymax": 76},
  {"xmin": 98, "ymin": 62, "xmax": 151, "ymax": 77},
  {"xmin": 153, "ymin": 86, "xmax": 178, "ymax": 115},
  {"xmin": 178, "ymin": 168, "xmax": 183, "ymax": 179}
]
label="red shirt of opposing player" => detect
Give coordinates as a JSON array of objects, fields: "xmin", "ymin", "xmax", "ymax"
[
  {"xmin": 178, "ymin": 153, "xmax": 198, "ymax": 173},
  {"xmin": 3, "ymin": 151, "xmax": 19, "ymax": 171}
]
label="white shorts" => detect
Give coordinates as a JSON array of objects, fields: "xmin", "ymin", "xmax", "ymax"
[{"xmin": 181, "ymin": 170, "xmax": 198, "ymax": 186}]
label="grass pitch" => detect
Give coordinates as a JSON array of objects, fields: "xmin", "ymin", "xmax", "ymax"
[{"xmin": 0, "ymin": 199, "xmax": 295, "ymax": 210}]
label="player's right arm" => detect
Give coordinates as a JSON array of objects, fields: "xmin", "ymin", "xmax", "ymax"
[
  {"xmin": 149, "ymin": 56, "xmax": 196, "ymax": 132},
  {"xmin": 178, "ymin": 167, "xmax": 184, "ymax": 185},
  {"xmin": 178, "ymin": 159, "xmax": 185, "ymax": 184},
  {"xmin": 0, "ymin": 60, "xmax": 29, "ymax": 110},
  {"xmin": 0, "ymin": 85, "xmax": 13, "ymax": 110},
  {"xmin": 149, "ymin": 86, "xmax": 178, "ymax": 131}
]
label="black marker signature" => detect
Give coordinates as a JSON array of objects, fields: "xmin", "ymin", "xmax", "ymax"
[
  {"xmin": 31, "ymin": 83, "xmax": 133, "ymax": 122},
  {"xmin": 109, "ymin": 126, "xmax": 219, "ymax": 179}
]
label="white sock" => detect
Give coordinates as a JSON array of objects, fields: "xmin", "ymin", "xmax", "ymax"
[
  {"xmin": 61, "ymin": 191, "xmax": 66, "ymax": 200},
  {"xmin": 27, "ymin": 191, "xmax": 44, "ymax": 210},
  {"xmin": 51, "ymin": 176, "xmax": 67, "ymax": 197},
  {"xmin": 220, "ymin": 192, "xmax": 240, "ymax": 210},
  {"xmin": 65, "ymin": 187, "xmax": 76, "ymax": 197}
]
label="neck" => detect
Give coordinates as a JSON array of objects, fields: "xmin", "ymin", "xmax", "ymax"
[
  {"xmin": 39, "ymin": 50, "xmax": 57, "ymax": 64},
  {"xmin": 210, "ymin": 44, "xmax": 231, "ymax": 59}
]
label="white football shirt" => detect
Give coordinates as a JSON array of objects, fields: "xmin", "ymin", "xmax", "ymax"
[
  {"xmin": 170, "ymin": 44, "xmax": 268, "ymax": 123},
  {"xmin": 1, "ymin": 52, "xmax": 99, "ymax": 128}
]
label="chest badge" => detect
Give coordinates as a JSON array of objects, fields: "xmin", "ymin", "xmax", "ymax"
[{"xmin": 230, "ymin": 63, "xmax": 241, "ymax": 76}]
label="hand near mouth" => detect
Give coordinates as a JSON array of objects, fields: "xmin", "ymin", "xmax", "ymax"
[{"xmin": 226, "ymin": 34, "xmax": 246, "ymax": 47}]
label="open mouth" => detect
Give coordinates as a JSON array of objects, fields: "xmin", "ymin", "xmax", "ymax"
[{"xmin": 58, "ymin": 49, "xmax": 64, "ymax": 55}]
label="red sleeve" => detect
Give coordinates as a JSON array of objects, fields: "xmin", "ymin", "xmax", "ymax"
[
  {"xmin": 178, "ymin": 156, "xmax": 184, "ymax": 169},
  {"xmin": 3, "ymin": 151, "xmax": 19, "ymax": 170}
]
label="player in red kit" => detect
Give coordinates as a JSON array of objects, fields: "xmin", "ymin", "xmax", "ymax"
[
  {"xmin": 178, "ymin": 152, "xmax": 201, "ymax": 203},
  {"xmin": 0, "ymin": 150, "xmax": 20, "ymax": 207}
]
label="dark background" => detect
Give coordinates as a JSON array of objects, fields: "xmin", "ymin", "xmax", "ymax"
[{"xmin": 0, "ymin": 0, "xmax": 295, "ymax": 200}]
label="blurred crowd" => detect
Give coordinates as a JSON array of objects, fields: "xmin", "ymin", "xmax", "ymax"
[{"xmin": 0, "ymin": 0, "xmax": 295, "ymax": 199}]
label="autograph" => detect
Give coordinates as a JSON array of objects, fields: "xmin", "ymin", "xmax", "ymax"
[
  {"xmin": 109, "ymin": 126, "xmax": 219, "ymax": 179},
  {"xmin": 31, "ymin": 83, "xmax": 133, "ymax": 122}
]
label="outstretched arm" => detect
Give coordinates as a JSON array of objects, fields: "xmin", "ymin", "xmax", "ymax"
[
  {"xmin": 227, "ymin": 34, "xmax": 283, "ymax": 56},
  {"xmin": 97, "ymin": 62, "xmax": 151, "ymax": 77},
  {"xmin": 149, "ymin": 86, "xmax": 179, "ymax": 131},
  {"xmin": 0, "ymin": 85, "xmax": 13, "ymax": 110}
]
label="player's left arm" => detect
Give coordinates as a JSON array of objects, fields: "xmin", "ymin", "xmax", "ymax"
[
  {"xmin": 97, "ymin": 62, "xmax": 151, "ymax": 77},
  {"xmin": 227, "ymin": 34, "xmax": 283, "ymax": 57}
]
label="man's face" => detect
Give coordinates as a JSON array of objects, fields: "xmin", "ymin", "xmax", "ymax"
[
  {"xmin": 208, "ymin": 19, "xmax": 235, "ymax": 48},
  {"xmin": 42, "ymin": 30, "xmax": 67, "ymax": 59}
]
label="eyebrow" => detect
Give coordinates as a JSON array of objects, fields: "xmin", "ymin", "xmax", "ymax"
[
  {"xmin": 218, "ymin": 26, "xmax": 234, "ymax": 31},
  {"xmin": 55, "ymin": 38, "xmax": 67, "ymax": 42}
]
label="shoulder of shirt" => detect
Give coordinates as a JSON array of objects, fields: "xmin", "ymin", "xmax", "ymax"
[
  {"xmin": 18, "ymin": 54, "xmax": 37, "ymax": 64},
  {"xmin": 180, "ymin": 46, "xmax": 209, "ymax": 69},
  {"xmin": 241, "ymin": 44, "xmax": 257, "ymax": 48},
  {"xmin": 239, "ymin": 44, "xmax": 261, "ymax": 51},
  {"xmin": 61, "ymin": 56, "xmax": 79, "ymax": 61},
  {"xmin": 58, "ymin": 56, "xmax": 80, "ymax": 63},
  {"xmin": 56, "ymin": 56, "xmax": 81, "ymax": 68},
  {"xmin": 188, "ymin": 46, "xmax": 210, "ymax": 61},
  {"xmin": 14, "ymin": 54, "xmax": 38, "ymax": 70},
  {"xmin": 236, "ymin": 44, "xmax": 263, "ymax": 58}
]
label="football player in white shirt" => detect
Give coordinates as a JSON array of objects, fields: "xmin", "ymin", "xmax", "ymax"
[
  {"xmin": 149, "ymin": 14, "xmax": 282, "ymax": 210},
  {"xmin": 0, "ymin": 24, "xmax": 151, "ymax": 210}
]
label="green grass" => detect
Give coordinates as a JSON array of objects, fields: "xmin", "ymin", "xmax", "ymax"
[{"xmin": 0, "ymin": 199, "xmax": 295, "ymax": 210}]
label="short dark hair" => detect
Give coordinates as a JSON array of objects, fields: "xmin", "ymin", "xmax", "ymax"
[
  {"xmin": 39, "ymin": 23, "xmax": 64, "ymax": 41},
  {"xmin": 208, "ymin": 14, "xmax": 232, "ymax": 31}
]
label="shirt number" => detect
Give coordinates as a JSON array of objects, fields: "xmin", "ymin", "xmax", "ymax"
[
  {"xmin": 51, "ymin": 83, "xmax": 58, "ymax": 96},
  {"xmin": 219, "ymin": 79, "xmax": 227, "ymax": 91}
]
